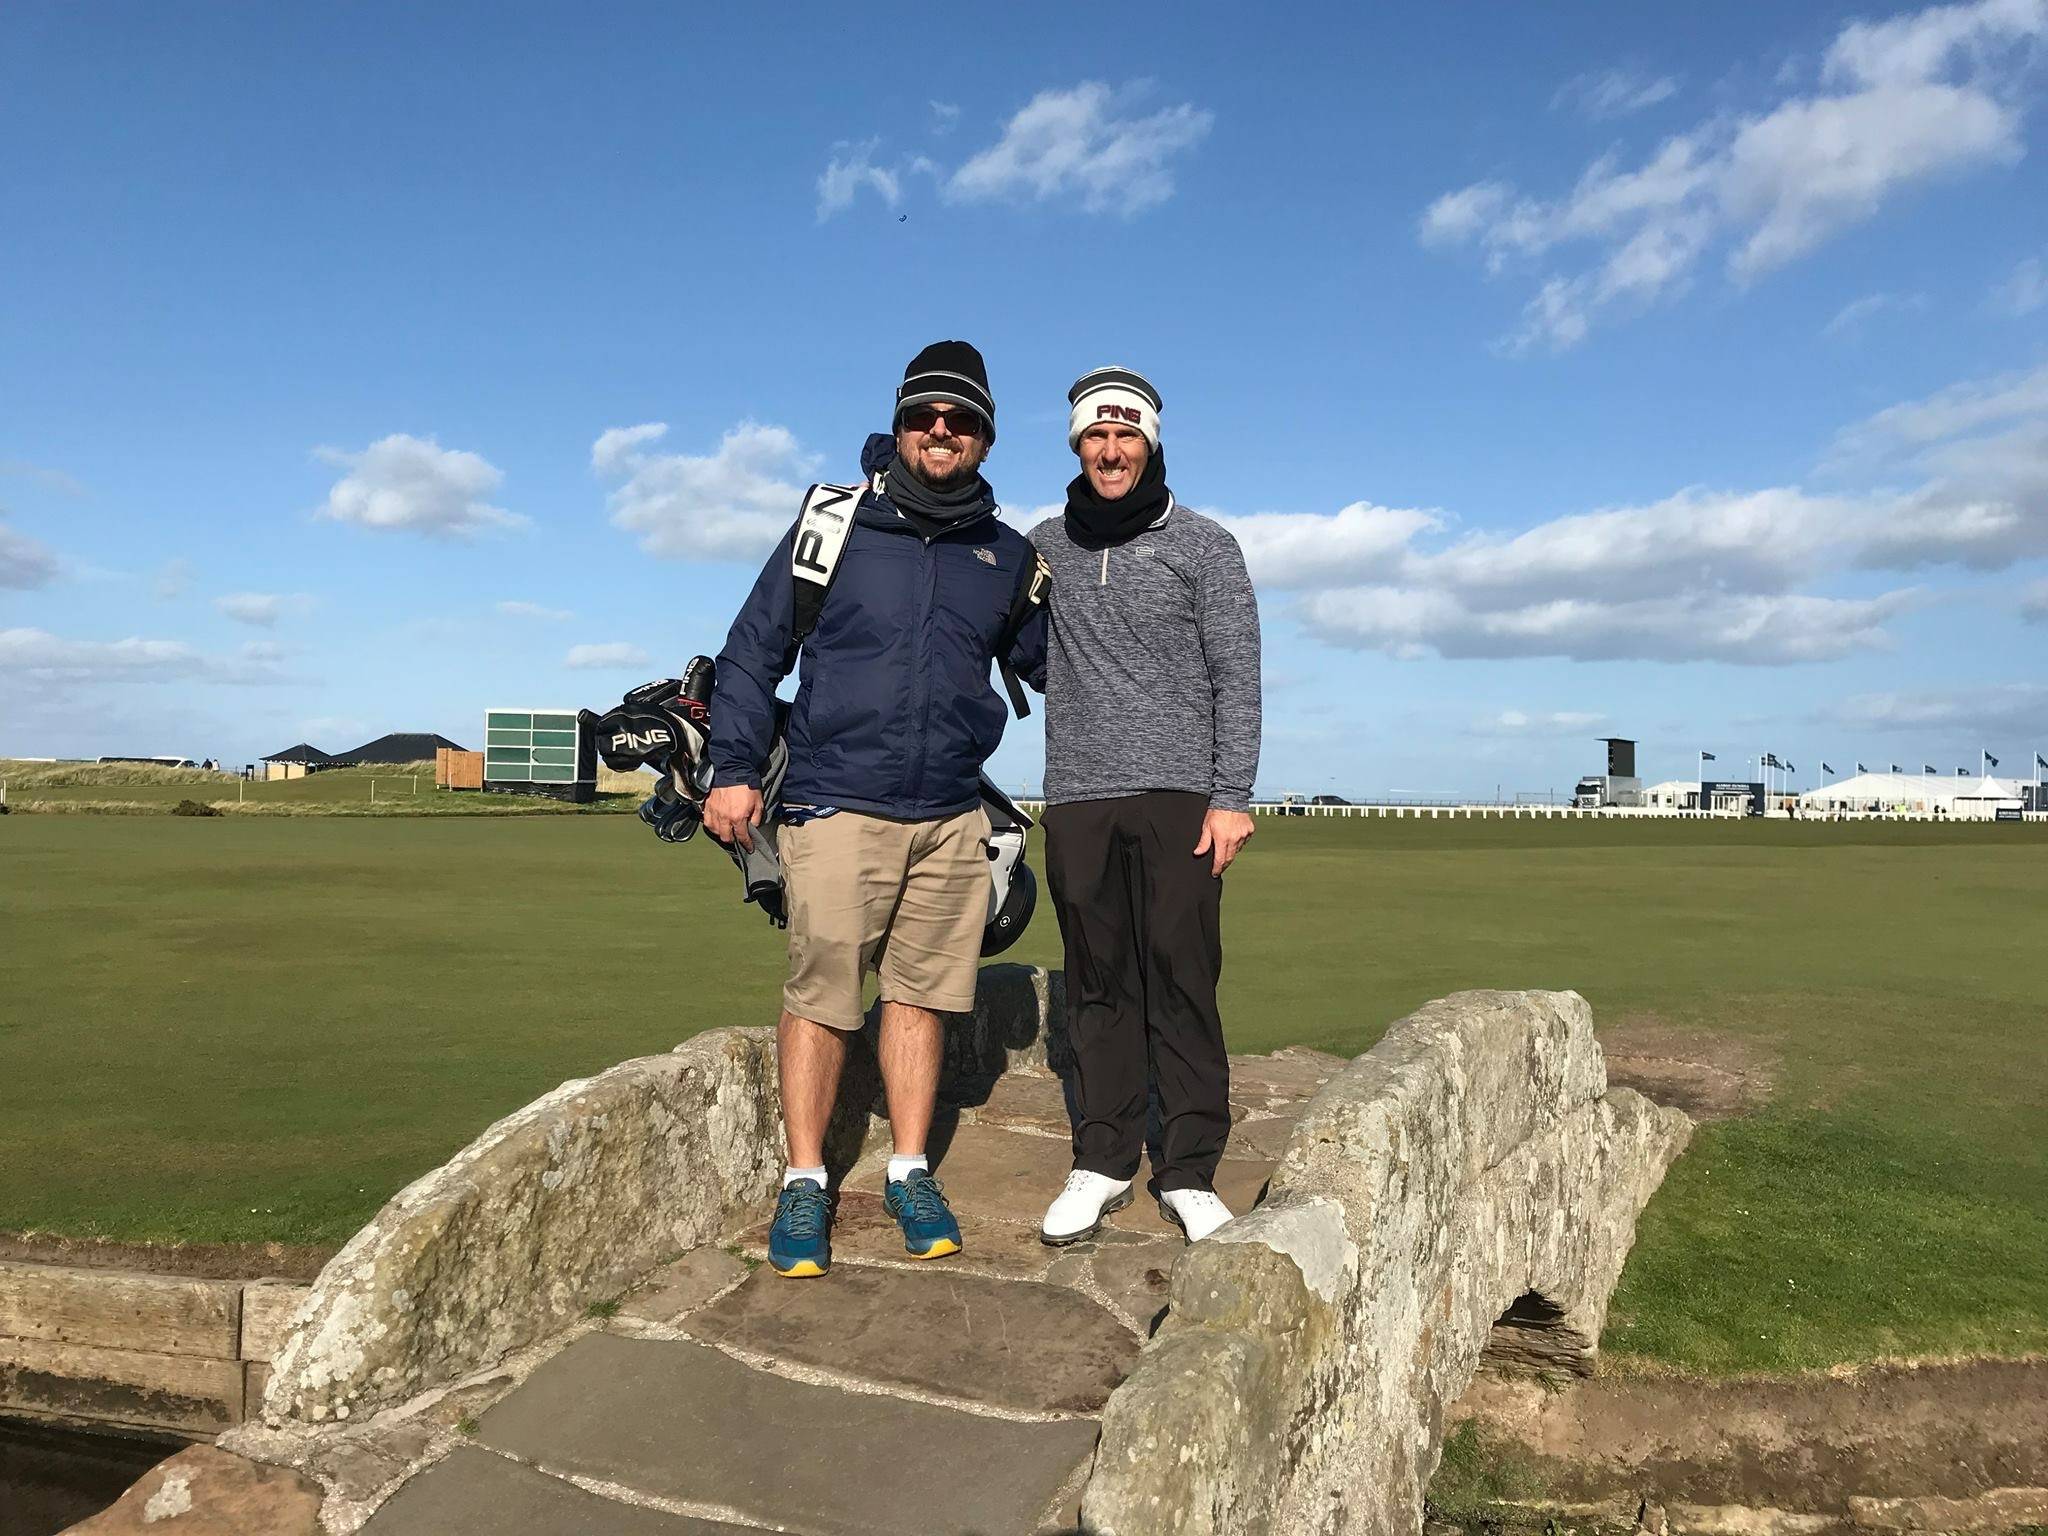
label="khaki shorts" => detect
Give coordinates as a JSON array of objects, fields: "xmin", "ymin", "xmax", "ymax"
[{"xmin": 780, "ymin": 806, "xmax": 992, "ymax": 1030}]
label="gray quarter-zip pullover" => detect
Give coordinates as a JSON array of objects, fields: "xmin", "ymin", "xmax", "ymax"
[{"xmin": 1030, "ymin": 503, "xmax": 1262, "ymax": 810}]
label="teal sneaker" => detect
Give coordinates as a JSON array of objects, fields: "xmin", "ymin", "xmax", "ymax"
[
  {"xmin": 768, "ymin": 1179, "xmax": 833, "ymax": 1277},
  {"xmin": 884, "ymin": 1168, "xmax": 962, "ymax": 1260}
]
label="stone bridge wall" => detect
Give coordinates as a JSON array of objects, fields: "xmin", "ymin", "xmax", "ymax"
[
  {"xmin": 1080, "ymin": 989, "xmax": 1692, "ymax": 1536},
  {"xmin": 262, "ymin": 1030, "xmax": 814, "ymax": 1424},
  {"xmin": 261, "ymin": 967, "xmax": 1055, "ymax": 1427}
]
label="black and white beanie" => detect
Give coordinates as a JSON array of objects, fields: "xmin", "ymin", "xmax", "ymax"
[
  {"xmin": 1067, "ymin": 366, "xmax": 1161, "ymax": 452},
  {"xmin": 895, "ymin": 340, "xmax": 996, "ymax": 439}
]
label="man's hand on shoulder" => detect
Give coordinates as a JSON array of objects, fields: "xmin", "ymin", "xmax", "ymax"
[
  {"xmin": 1193, "ymin": 807, "xmax": 1255, "ymax": 877},
  {"xmin": 704, "ymin": 784, "xmax": 764, "ymax": 851}
]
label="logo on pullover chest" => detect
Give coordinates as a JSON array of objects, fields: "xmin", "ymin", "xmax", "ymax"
[{"xmin": 974, "ymin": 548, "xmax": 996, "ymax": 565}]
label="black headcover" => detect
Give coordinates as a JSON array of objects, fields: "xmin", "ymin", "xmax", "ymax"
[{"xmin": 593, "ymin": 660, "xmax": 717, "ymax": 842}]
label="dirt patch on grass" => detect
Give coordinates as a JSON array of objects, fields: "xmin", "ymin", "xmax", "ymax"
[
  {"xmin": 1448, "ymin": 1357, "xmax": 2048, "ymax": 1524},
  {"xmin": 1599, "ymin": 1017, "xmax": 1779, "ymax": 1122},
  {"xmin": 0, "ymin": 1232, "xmax": 338, "ymax": 1282}
]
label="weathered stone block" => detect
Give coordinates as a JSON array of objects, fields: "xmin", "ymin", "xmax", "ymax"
[
  {"xmin": 0, "ymin": 1260, "xmax": 240, "ymax": 1359},
  {"xmin": 617, "ymin": 1247, "xmax": 748, "ymax": 1324},
  {"xmin": 264, "ymin": 1028, "xmax": 788, "ymax": 1424},
  {"xmin": 60, "ymin": 1444, "xmax": 323, "ymax": 1535},
  {"xmin": 0, "ymin": 1336, "xmax": 247, "ymax": 1434},
  {"xmin": 1082, "ymin": 989, "xmax": 1692, "ymax": 1536},
  {"xmin": 238, "ymin": 1280, "xmax": 309, "ymax": 1363}
]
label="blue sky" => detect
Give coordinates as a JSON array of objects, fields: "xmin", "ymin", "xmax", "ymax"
[{"xmin": 4, "ymin": 1, "xmax": 2046, "ymax": 797}]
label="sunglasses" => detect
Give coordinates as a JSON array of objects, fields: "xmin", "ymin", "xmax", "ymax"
[{"xmin": 900, "ymin": 404, "xmax": 987, "ymax": 438}]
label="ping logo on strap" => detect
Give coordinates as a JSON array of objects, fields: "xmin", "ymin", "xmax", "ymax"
[{"xmin": 794, "ymin": 483, "xmax": 859, "ymax": 578}]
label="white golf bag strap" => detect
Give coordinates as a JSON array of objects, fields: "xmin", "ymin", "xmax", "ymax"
[{"xmin": 790, "ymin": 481, "xmax": 863, "ymax": 642}]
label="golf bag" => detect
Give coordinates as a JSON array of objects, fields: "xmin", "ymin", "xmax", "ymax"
[{"xmin": 589, "ymin": 656, "xmax": 1037, "ymax": 954}]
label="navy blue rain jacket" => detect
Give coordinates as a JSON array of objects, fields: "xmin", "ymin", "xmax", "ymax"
[{"xmin": 709, "ymin": 434, "xmax": 1049, "ymax": 821}]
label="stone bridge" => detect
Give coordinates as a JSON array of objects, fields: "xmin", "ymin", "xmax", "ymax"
[{"xmin": 79, "ymin": 969, "xmax": 1689, "ymax": 1536}]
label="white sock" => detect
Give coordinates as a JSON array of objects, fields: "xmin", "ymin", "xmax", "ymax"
[
  {"xmin": 783, "ymin": 1165, "xmax": 827, "ymax": 1190},
  {"xmin": 887, "ymin": 1154, "xmax": 929, "ymax": 1184}
]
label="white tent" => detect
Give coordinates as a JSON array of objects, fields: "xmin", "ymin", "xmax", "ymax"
[
  {"xmin": 1798, "ymin": 771, "xmax": 2026, "ymax": 816},
  {"xmin": 1642, "ymin": 779, "xmax": 1696, "ymax": 808}
]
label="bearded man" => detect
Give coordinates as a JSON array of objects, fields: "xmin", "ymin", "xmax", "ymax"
[{"xmin": 705, "ymin": 341, "xmax": 1047, "ymax": 1276}]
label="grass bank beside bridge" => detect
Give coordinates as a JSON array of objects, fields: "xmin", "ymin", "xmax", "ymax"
[{"xmin": 2, "ymin": 812, "xmax": 2042, "ymax": 1376}]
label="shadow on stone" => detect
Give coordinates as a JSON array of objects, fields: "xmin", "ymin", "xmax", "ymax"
[{"xmin": 1480, "ymin": 1289, "xmax": 1596, "ymax": 1379}]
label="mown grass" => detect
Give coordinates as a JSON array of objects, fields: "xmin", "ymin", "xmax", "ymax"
[{"xmin": 2, "ymin": 813, "xmax": 2043, "ymax": 1374}]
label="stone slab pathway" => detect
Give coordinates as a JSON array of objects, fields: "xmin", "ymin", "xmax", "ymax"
[{"xmin": 359, "ymin": 1048, "xmax": 1340, "ymax": 1536}]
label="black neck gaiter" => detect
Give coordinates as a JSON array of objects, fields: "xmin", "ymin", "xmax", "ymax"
[
  {"xmin": 1063, "ymin": 447, "xmax": 1171, "ymax": 551},
  {"xmin": 884, "ymin": 458, "xmax": 996, "ymax": 540}
]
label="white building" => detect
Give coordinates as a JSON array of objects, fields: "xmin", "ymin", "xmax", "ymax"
[
  {"xmin": 1797, "ymin": 770, "xmax": 2027, "ymax": 818},
  {"xmin": 1643, "ymin": 779, "xmax": 1695, "ymax": 809}
]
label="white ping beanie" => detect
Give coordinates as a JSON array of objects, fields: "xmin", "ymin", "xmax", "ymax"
[{"xmin": 1067, "ymin": 366, "xmax": 1162, "ymax": 452}]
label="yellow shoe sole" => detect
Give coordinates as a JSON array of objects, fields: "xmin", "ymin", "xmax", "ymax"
[
  {"xmin": 773, "ymin": 1258, "xmax": 828, "ymax": 1278},
  {"xmin": 908, "ymin": 1237, "xmax": 961, "ymax": 1260}
]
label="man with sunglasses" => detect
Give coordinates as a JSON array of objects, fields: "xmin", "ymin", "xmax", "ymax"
[
  {"xmin": 704, "ymin": 341, "xmax": 1047, "ymax": 1278},
  {"xmin": 1033, "ymin": 366, "xmax": 1261, "ymax": 1248}
]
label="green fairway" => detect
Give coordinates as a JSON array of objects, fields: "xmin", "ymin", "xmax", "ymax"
[{"xmin": 3, "ymin": 813, "xmax": 2043, "ymax": 1374}]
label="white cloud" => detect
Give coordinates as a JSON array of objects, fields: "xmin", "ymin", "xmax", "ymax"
[
  {"xmin": 1822, "ymin": 0, "xmax": 2048, "ymax": 90},
  {"xmin": 564, "ymin": 642, "xmax": 650, "ymax": 670},
  {"xmin": 498, "ymin": 600, "xmax": 572, "ymax": 622},
  {"xmin": 1991, "ymin": 252, "xmax": 2048, "ymax": 313},
  {"xmin": 1219, "ymin": 360, "xmax": 2048, "ymax": 664},
  {"xmin": 1823, "ymin": 290, "xmax": 1927, "ymax": 336},
  {"xmin": 1553, "ymin": 68, "xmax": 1679, "ymax": 120},
  {"xmin": 591, "ymin": 423, "xmax": 669, "ymax": 476},
  {"xmin": 1215, "ymin": 503, "xmax": 1443, "ymax": 588},
  {"xmin": 947, "ymin": 82, "xmax": 1212, "ymax": 215},
  {"xmin": 930, "ymin": 101, "xmax": 961, "ymax": 135},
  {"xmin": 153, "ymin": 558, "xmax": 196, "ymax": 600},
  {"xmin": 1839, "ymin": 362, "xmax": 2048, "ymax": 450},
  {"xmin": 1820, "ymin": 682, "xmax": 2048, "ymax": 735},
  {"xmin": 1300, "ymin": 586, "xmax": 1914, "ymax": 665},
  {"xmin": 596, "ymin": 421, "xmax": 816, "ymax": 562},
  {"xmin": 214, "ymin": 592, "xmax": 311, "ymax": 627},
  {"xmin": 0, "ymin": 521, "xmax": 58, "ymax": 589},
  {"xmin": 315, "ymin": 434, "xmax": 520, "ymax": 537},
  {"xmin": 2021, "ymin": 577, "xmax": 2048, "ymax": 622},
  {"xmin": 0, "ymin": 461, "xmax": 85, "ymax": 497},
  {"xmin": 816, "ymin": 139, "xmax": 902, "ymax": 221},
  {"xmin": 1470, "ymin": 709, "xmax": 1610, "ymax": 737},
  {"xmin": 1422, "ymin": 0, "xmax": 2045, "ymax": 348},
  {"xmin": 0, "ymin": 627, "xmax": 287, "ymax": 687}
]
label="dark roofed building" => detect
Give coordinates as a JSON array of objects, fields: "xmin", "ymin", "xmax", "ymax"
[
  {"xmin": 332, "ymin": 732, "xmax": 467, "ymax": 765},
  {"xmin": 261, "ymin": 743, "xmax": 333, "ymax": 766}
]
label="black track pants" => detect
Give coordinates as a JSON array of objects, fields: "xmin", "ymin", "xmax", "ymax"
[{"xmin": 1043, "ymin": 791, "xmax": 1229, "ymax": 1192}]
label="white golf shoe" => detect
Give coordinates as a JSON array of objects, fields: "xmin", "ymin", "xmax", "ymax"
[
  {"xmin": 1039, "ymin": 1170, "xmax": 1134, "ymax": 1246},
  {"xmin": 1158, "ymin": 1187, "xmax": 1234, "ymax": 1242}
]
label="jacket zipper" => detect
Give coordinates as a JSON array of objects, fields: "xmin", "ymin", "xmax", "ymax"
[
  {"xmin": 1100, "ymin": 546, "xmax": 1108, "ymax": 586},
  {"xmin": 907, "ymin": 535, "xmax": 936, "ymax": 804}
]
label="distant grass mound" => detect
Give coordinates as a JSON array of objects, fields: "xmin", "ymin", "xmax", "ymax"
[
  {"xmin": 0, "ymin": 758, "xmax": 238, "ymax": 788},
  {"xmin": 6, "ymin": 759, "xmax": 641, "ymax": 817}
]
